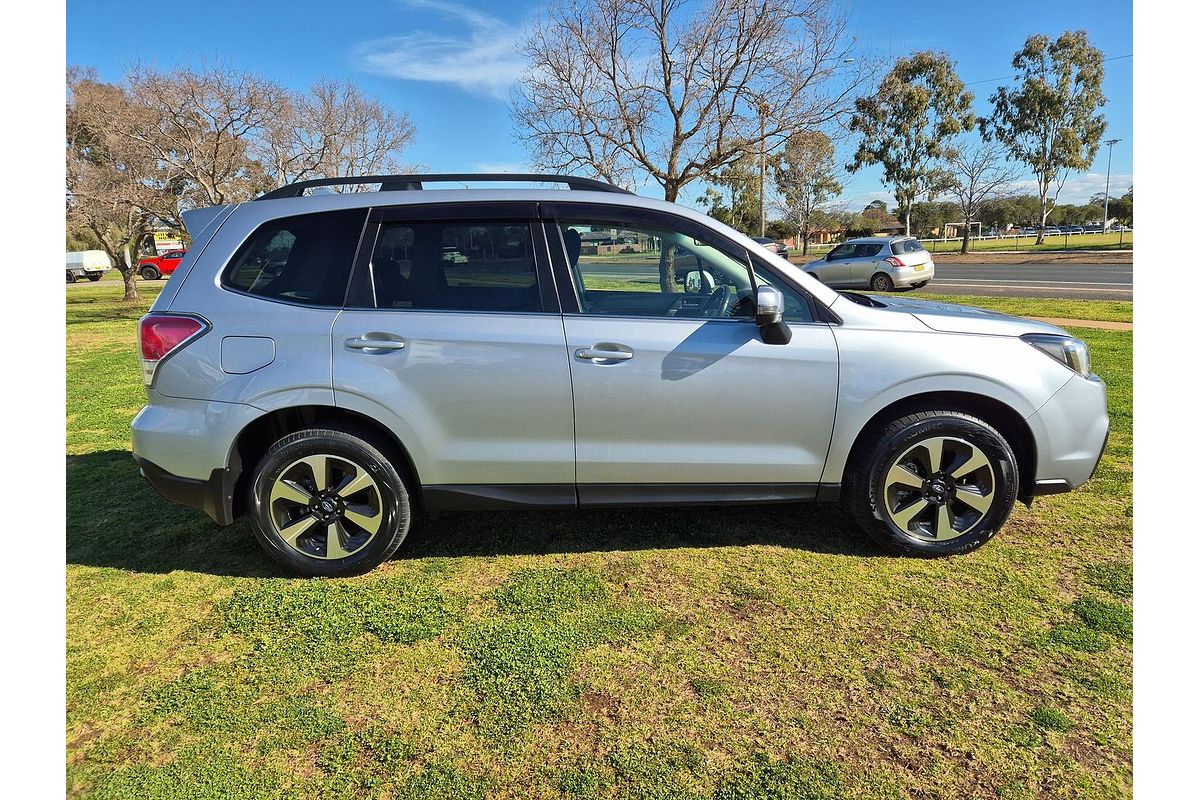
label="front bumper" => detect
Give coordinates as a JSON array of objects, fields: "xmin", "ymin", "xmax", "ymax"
[
  {"xmin": 133, "ymin": 455, "xmax": 236, "ymax": 526},
  {"xmin": 1026, "ymin": 372, "xmax": 1111, "ymax": 490}
]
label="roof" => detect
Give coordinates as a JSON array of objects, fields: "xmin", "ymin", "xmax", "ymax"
[{"xmin": 843, "ymin": 235, "xmax": 917, "ymax": 244}]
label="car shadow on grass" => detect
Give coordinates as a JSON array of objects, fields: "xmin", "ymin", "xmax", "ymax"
[{"xmin": 66, "ymin": 450, "xmax": 883, "ymax": 577}]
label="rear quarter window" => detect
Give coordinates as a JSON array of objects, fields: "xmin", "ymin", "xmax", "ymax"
[{"xmin": 223, "ymin": 210, "xmax": 366, "ymax": 306}]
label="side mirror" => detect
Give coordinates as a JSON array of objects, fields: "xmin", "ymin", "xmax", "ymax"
[
  {"xmin": 683, "ymin": 269, "xmax": 715, "ymax": 293},
  {"xmin": 755, "ymin": 286, "xmax": 783, "ymax": 326},
  {"xmin": 755, "ymin": 285, "xmax": 792, "ymax": 345}
]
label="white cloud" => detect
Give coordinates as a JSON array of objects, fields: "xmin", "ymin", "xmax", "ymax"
[
  {"xmin": 352, "ymin": 1, "xmax": 525, "ymax": 99},
  {"xmin": 1009, "ymin": 171, "xmax": 1133, "ymax": 205}
]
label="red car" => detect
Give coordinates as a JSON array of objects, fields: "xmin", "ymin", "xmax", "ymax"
[{"xmin": 138, "ymin": 249, "xmax": 186, "ymax": 280}]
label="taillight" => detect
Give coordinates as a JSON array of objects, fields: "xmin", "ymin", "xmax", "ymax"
[
  {"xmin": 138, "ymin": 314, "xmax": 207, "ymax": 386},
  {"xmin": 884, "ymin": 256, "xmax": 904, "ymax": 268}
]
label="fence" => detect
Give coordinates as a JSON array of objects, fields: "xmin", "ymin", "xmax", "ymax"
[{"xmin": 796, "ymin": 227, "xmax": 1132, "ymax": 255}]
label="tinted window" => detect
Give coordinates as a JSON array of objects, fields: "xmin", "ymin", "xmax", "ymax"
[
  {"xmin": 558, "ymin": 219, "xmax": 812, "ymax": 322},
  {"xmin": 891, "ymin": 239, "xmax": 925, "ymax": 255},
  {"xmin": 827, "ymin": 243, "xmax": 856, "ymax": 260},
  {"xmin": 369, "ymin": 221, "xmax": 541, "ymax": 312},
  {"xmin": 855, "ymin": 243, "xmax": 884, "ymax": 258},
  {"xmin": 223, "ymin": 210, "xmax": 365, "ymax": 306}
]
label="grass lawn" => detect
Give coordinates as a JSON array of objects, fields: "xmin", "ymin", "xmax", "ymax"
[
  {"xmin": 66, "ymin": 282, "xmax": 1131, "ymax": 799},
  {"xmin": 916, "ymin": 233, "xmax": 1132, "ymax": 255}
]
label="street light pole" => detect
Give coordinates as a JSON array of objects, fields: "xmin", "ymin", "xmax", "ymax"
[{"xmin": 1102, "ymin": 138, "xmax": 1121, "ymax": 231}]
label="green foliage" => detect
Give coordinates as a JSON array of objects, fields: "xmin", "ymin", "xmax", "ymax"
[
  {"xmin": 1030, "ymin": 706, "xmax": 1073, "ymax": 732},
  {"xmin": 1049, "ymin": 622, "xmax": 1110, "ymax": 653},
  {"xmin": 458, "ymin": 567, "xmax": 661, "ymax": 738},
  {"xmin": 849, "ymin": 51, "xmax": 975, "ymax": 232},
  {"xmin": 713, "ymin": 753, "xmax": 843, "ymax": 800},
  {"xmin": 774, "ymin": 131, "xmax": 842, "ymax": 251},
  {"xmin": 1071, "ymin": 596, "xmax": 1133, "ymax": 639},
  {"xmin": 984, "ymin": 31, "xmax": 1108, "ymax": 232},
  {"xmin": 1084, "ymin": 561, "xmax": 1133, "ymax": 599}
]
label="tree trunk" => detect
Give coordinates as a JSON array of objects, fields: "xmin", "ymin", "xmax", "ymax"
[
  {"xmin": 1037, "ymin": 190, "xmax": 1049, "ymax": 245},
  {"xmin": 802, "ymin": 229, "xmax": 810, "ymax": 256},
  {"xmin": 960, "ymin": 216, "xmax": 971, "ymax": 254},
  {"xmin": 904, "ymin": 210, "xmax": 911, "ymax": 237},
  {"xmin": 120, "ymin": 267, "xmax": 140, "ymax": 302},
  {"xmin": 658, "ymin": 246, "xmax": 678, "ymax": 293}
]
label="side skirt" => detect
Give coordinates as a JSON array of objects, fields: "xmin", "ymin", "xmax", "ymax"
[{"xmin": 422, "ymin": 483, "xmax": 842, "ymax": 511}]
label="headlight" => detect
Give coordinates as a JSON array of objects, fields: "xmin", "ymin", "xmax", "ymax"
[{"xmin": 1021, "ymin": 333, "xmax": 1091, "ymax": 376}]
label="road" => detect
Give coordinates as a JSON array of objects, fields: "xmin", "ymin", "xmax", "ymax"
[
  {"xmin": 581, "ymin": 260, "xmax": 1133, "ymax": 300},
  {"xmin": 916, "ymin": 261, "xmax": 1131, "ymax": 300}
]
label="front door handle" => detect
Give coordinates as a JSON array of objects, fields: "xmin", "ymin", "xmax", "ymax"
[
  {"xmin": 345, "ymin": 335, "xmax": 406, "ymax": 352},
  {"xmin": 575, "ymin": 345, "xmax": 634, "ymax": 362}
]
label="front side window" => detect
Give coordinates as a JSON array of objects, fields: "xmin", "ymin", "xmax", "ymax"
[
  {"xmin": 557, "ymin": 218, "xmax": 812, "ymax": 322},
  {"xmin": 223, "ymin": 210, "xmax": 365, "ymax": 306},
  {"xmin": 369, "ymin": 221, "xmax": 541, "ymax": 313}
]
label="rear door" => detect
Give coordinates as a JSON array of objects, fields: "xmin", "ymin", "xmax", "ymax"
[{"xmin": 332, "ymin": 202, "xmax": 576, "ymax": 500}]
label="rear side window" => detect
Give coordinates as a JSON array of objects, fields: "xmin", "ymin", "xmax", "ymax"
[
  {"xmin": 891, "ymin": 239, "xmax": 925, "ymax": 255},
  {"xmin": 223, "ymin": 210, "xmax": 366, "ymax": 306},
  {"xmin": 855, "ymin": 243, "xmax": 884, "ymax": 257},
  {"xmin": 368, "ymin": 221, "xmax": 542, "ymax": 313}
]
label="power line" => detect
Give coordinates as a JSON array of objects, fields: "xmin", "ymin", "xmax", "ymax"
[{"xmin": 963, "ymin": 53, "xmax": 1132, "ymax": 86}]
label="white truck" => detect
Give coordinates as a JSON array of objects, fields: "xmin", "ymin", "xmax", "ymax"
[{"xmin": 66, "ymin": 250, "xmax": 113, "ymax": 283}]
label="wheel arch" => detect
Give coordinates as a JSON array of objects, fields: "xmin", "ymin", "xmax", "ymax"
[
  {"xmin": 226, "ymin": 405, "xmax": 423, "ymax": 520},
  {"xmin": 839, "ymin": 391, "xmax": 1038, "ymax": 501}
]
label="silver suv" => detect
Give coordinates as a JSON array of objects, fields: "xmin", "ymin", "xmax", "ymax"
[
  {"xmin": 131, "ymin": 174, "xmax": 1108, "ymax": 576},
  {"xmin": 804, "ymin": 236, "xmax": 934, "ymax": 291}
]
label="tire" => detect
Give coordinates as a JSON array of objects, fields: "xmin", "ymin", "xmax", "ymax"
[
  {"xmin": 140, "ymin": 266, "xmax": 161, "ymax": 281},
  {"xmin": 843, "ymin": 410, "xmax": 1018, "ymax": 557},
  {"xmin": 66, "ymin": 271, "xmax": 77, "ymax": 284},
  {"xmin": 870, "ymin": 273, "xmax": 894, "ymax": 292},
  {"xmin": 87, "ymin": 273, "xmax": 102, "ymax": 282},
  {"xmin": 247, "ymin": 428, "xmax": 412, "ymax": 577}
]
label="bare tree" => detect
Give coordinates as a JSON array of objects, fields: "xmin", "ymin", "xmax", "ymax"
[
  {"xmin": 66, "ymin": 69, "xmax": 158, "ymax": 301},
  {"xmin": 260, "ymin": 80, "xmax": 417, "ymax": 186},
  {"xmin": 944, "ymin": 139, "xmax": 1021, "ymax": 253},
  {"xmin": 515, "ymin": 0, "xmax": 861, "ymax": 288},
  {"xmin": 120, "ymin": 63, "xmax": 285, "ymax": 209},
  {"xmin": 774, "ymin": 130, "xmax": 842, "ymax": 255}
]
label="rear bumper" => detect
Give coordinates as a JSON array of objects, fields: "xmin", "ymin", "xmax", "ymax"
[
  {"xmin": 893, "ymin": 264, "xmax": 934, "ymax": 287},
  {"xmin": 133, "ymin": 455, "xmax": 236, "ymax": 526}
]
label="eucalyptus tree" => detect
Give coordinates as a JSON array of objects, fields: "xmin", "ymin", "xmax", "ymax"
[
  {"xmin": 983, "ymin": 31, "xmax": 1107, "ymax": 244},
  {"xmin": 847, "ymin": 51, "xmax": 975, "ymax": 236}
]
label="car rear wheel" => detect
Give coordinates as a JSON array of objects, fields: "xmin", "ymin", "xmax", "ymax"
[
  {"xmin": 87, "ymin": 273, "xmax": 102, "ymax": 282},
  {"xmin": 66, "ymin": 271, "xmax": 77, "ymax": 284},
  {"xmin": 870, "ymin": 273, "xmax": 894, "ymax": 292},
  {"xmin": 140, "ymin": 266, "xmax": 161, "ymax": 281},
  {"xmin": 843, "ymin": 410, "xmax": 1018, "ymax": 557},
  {"xmin": 248, "ymin": 428, "xmax": 412, "ymax": 576}
]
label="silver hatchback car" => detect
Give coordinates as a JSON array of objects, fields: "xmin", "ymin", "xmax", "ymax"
[
  {"xmin": 131, "ymin": 174, "xmax": 1107, "ymax": 576},
  {"xmin": 805, "ymin": 236, "xmax": 934, "ymax": 291}
]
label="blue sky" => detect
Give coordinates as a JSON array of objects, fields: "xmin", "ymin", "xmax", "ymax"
[{"xmin": 67, "ymin": 0, "xmax": 1132, "ymax": 211}]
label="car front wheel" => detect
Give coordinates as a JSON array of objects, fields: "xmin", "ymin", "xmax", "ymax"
[
  {"xmin": 140, "ymin": 266, "xmax": 161, "ymax": 281},
  {"xmin": 843, "ymin": 410, "xmax": 1018, "ymax": 557},
  {"xmin": 248, "ymin": 428, "xmax": 412, "ymax": 576}
]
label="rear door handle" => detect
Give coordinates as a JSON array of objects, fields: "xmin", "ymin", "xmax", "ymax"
[
  {"xmin": 345, "ymin": 335, "xmax": 406, "ymax": 352},
  {"xmin": 575, "ymin": 345, "xmax": 634, "ymax": 362}
]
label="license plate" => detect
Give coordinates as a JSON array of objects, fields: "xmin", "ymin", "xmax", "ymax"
[{"xmin": 914, "ymin": 264, "xmax": 926, "ymax": 271}]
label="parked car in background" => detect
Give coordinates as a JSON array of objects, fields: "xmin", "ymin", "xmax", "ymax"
[
  {"xmin": 66, "ymin": 250, "xmax": 112, "ymax": 283},
  {"xmin": 138, "ymin": 249, "xmax": 187, "ymax": 280},
  {"xmin": 803, "ymin": 236, "xmax": 933, "ymax": 292},
  {"xmin": 752, "ymin": 236, "xmax": 790, "ymax": 261},
  {"xmin": 131, "ymin": 173, "xmax": 1107, "ymax": 576}
]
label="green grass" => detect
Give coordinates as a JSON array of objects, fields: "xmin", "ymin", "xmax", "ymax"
[
  {"xmin": 66, "ymin": 284, "xmax": 1131, "ymax": 798},
  {"xmin": 901, "ymin": 232, "xmax": 1132, "ymax": 254},
  {"xmin": 907, "ymin": 293, "xmax": 1133, "ymax": 324}
]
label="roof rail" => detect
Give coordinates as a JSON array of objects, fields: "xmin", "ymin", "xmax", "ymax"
[{"xmin": 255, "ymin": 173, "xmax": 633, "ymax": 201}]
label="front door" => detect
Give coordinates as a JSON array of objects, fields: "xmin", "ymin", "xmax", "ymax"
[
  {"xmin": 332, "ymin": 203, "xmax": 576, "ymax": 502},
  {"xmin": 543, "ymin": 204, "xmax": 839, "ymax": 504}
]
